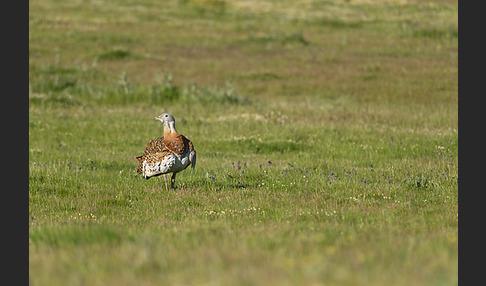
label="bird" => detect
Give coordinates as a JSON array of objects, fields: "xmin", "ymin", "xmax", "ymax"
[{"xmin": 135, "ymin": 113, "xmax": 196, "ymax": 190}]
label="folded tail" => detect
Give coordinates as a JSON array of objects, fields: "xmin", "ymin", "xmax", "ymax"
[{"xmin": 189, "ymin": 150, "xmax": 196, "ymax": 169}]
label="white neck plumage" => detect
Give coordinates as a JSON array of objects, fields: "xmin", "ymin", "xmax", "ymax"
[{"xmin": 164, "ymin": 121, "xmax": 177, "ymax": 134}]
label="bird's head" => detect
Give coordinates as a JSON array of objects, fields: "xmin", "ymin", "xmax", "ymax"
[
  {"xmin": 155, "ymin": 113, "xmax": 177, "ymax": 134},
  {"xmin": 154, "ymin": 113, "xmax": 175, "ymax": 125}
]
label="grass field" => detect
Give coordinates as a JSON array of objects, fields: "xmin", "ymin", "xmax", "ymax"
[{"xmin": 29, "ymin": 0, "xmax": 458, "ymax": 285}]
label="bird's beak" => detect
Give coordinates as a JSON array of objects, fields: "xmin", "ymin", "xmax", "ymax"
[{"xmin": 154, "ymin": 116, "xmax": 163, "ymax": 124}]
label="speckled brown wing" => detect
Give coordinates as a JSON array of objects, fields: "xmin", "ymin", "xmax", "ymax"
[
  {"xmin": 142, "ymin": 137, "xmax": 165, "ymax": 155},
  {"xmin": 183, "ymin": 135, "xmax": 194, "ymax": 152},
  {"xmin": 135, "ymin": 137, "xmax": 171, "ymax": 174}
]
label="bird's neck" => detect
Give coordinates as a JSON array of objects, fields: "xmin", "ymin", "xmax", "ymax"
[{"xmin": 164, "ymin": 122, "xmax": 177, "ymax": 135}]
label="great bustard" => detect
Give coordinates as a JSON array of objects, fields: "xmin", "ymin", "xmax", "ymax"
[{"xmin": 135, "ymin": 113, "xmax": 196, "ymax": 190}]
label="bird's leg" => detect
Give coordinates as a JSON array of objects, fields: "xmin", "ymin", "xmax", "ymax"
[
  {"xmin": 163, "ymin": 174, "xmax": 169, "ymax": 191},
  {"xmin": 171, "ymin": 173, "xmax": 177, "ymax": 189}
]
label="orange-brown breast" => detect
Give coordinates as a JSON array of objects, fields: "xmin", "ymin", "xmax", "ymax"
[{"xmin": 163, "ymin": 132, "xmax": 192, "ymax": 155}]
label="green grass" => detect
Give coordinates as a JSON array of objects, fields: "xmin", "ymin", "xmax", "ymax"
[{"xmin": 29, "ymin": 0, "xmax": 458, "ymax": 285}]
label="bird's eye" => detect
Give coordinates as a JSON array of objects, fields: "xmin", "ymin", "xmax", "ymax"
[{"xmin": 165, "ymin": 114, "xmax": 168, "ymax": 117}]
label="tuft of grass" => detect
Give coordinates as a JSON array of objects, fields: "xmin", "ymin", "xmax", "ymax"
[
  {"xmin": 314, "ymin": 18, "xmax": 364, "ymax": 29},
  {"xmin": 412, "ymin": 28, "xmax": 458, "ymax": 39},
  {"xmin": 98, "ymin": 49, "xmax": 133, "ymax": 60},
  {"xmin": 244, "ymin": 31, "xmax": 309, "ymax": 46},
  {"xmin": 29, "ymin": 225, "xmax": 126, "ymax": 246}
]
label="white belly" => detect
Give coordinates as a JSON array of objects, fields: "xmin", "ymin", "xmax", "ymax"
[{"xmin": 142, "ymin": 152, "xmax": 191, "ymax": 179}]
